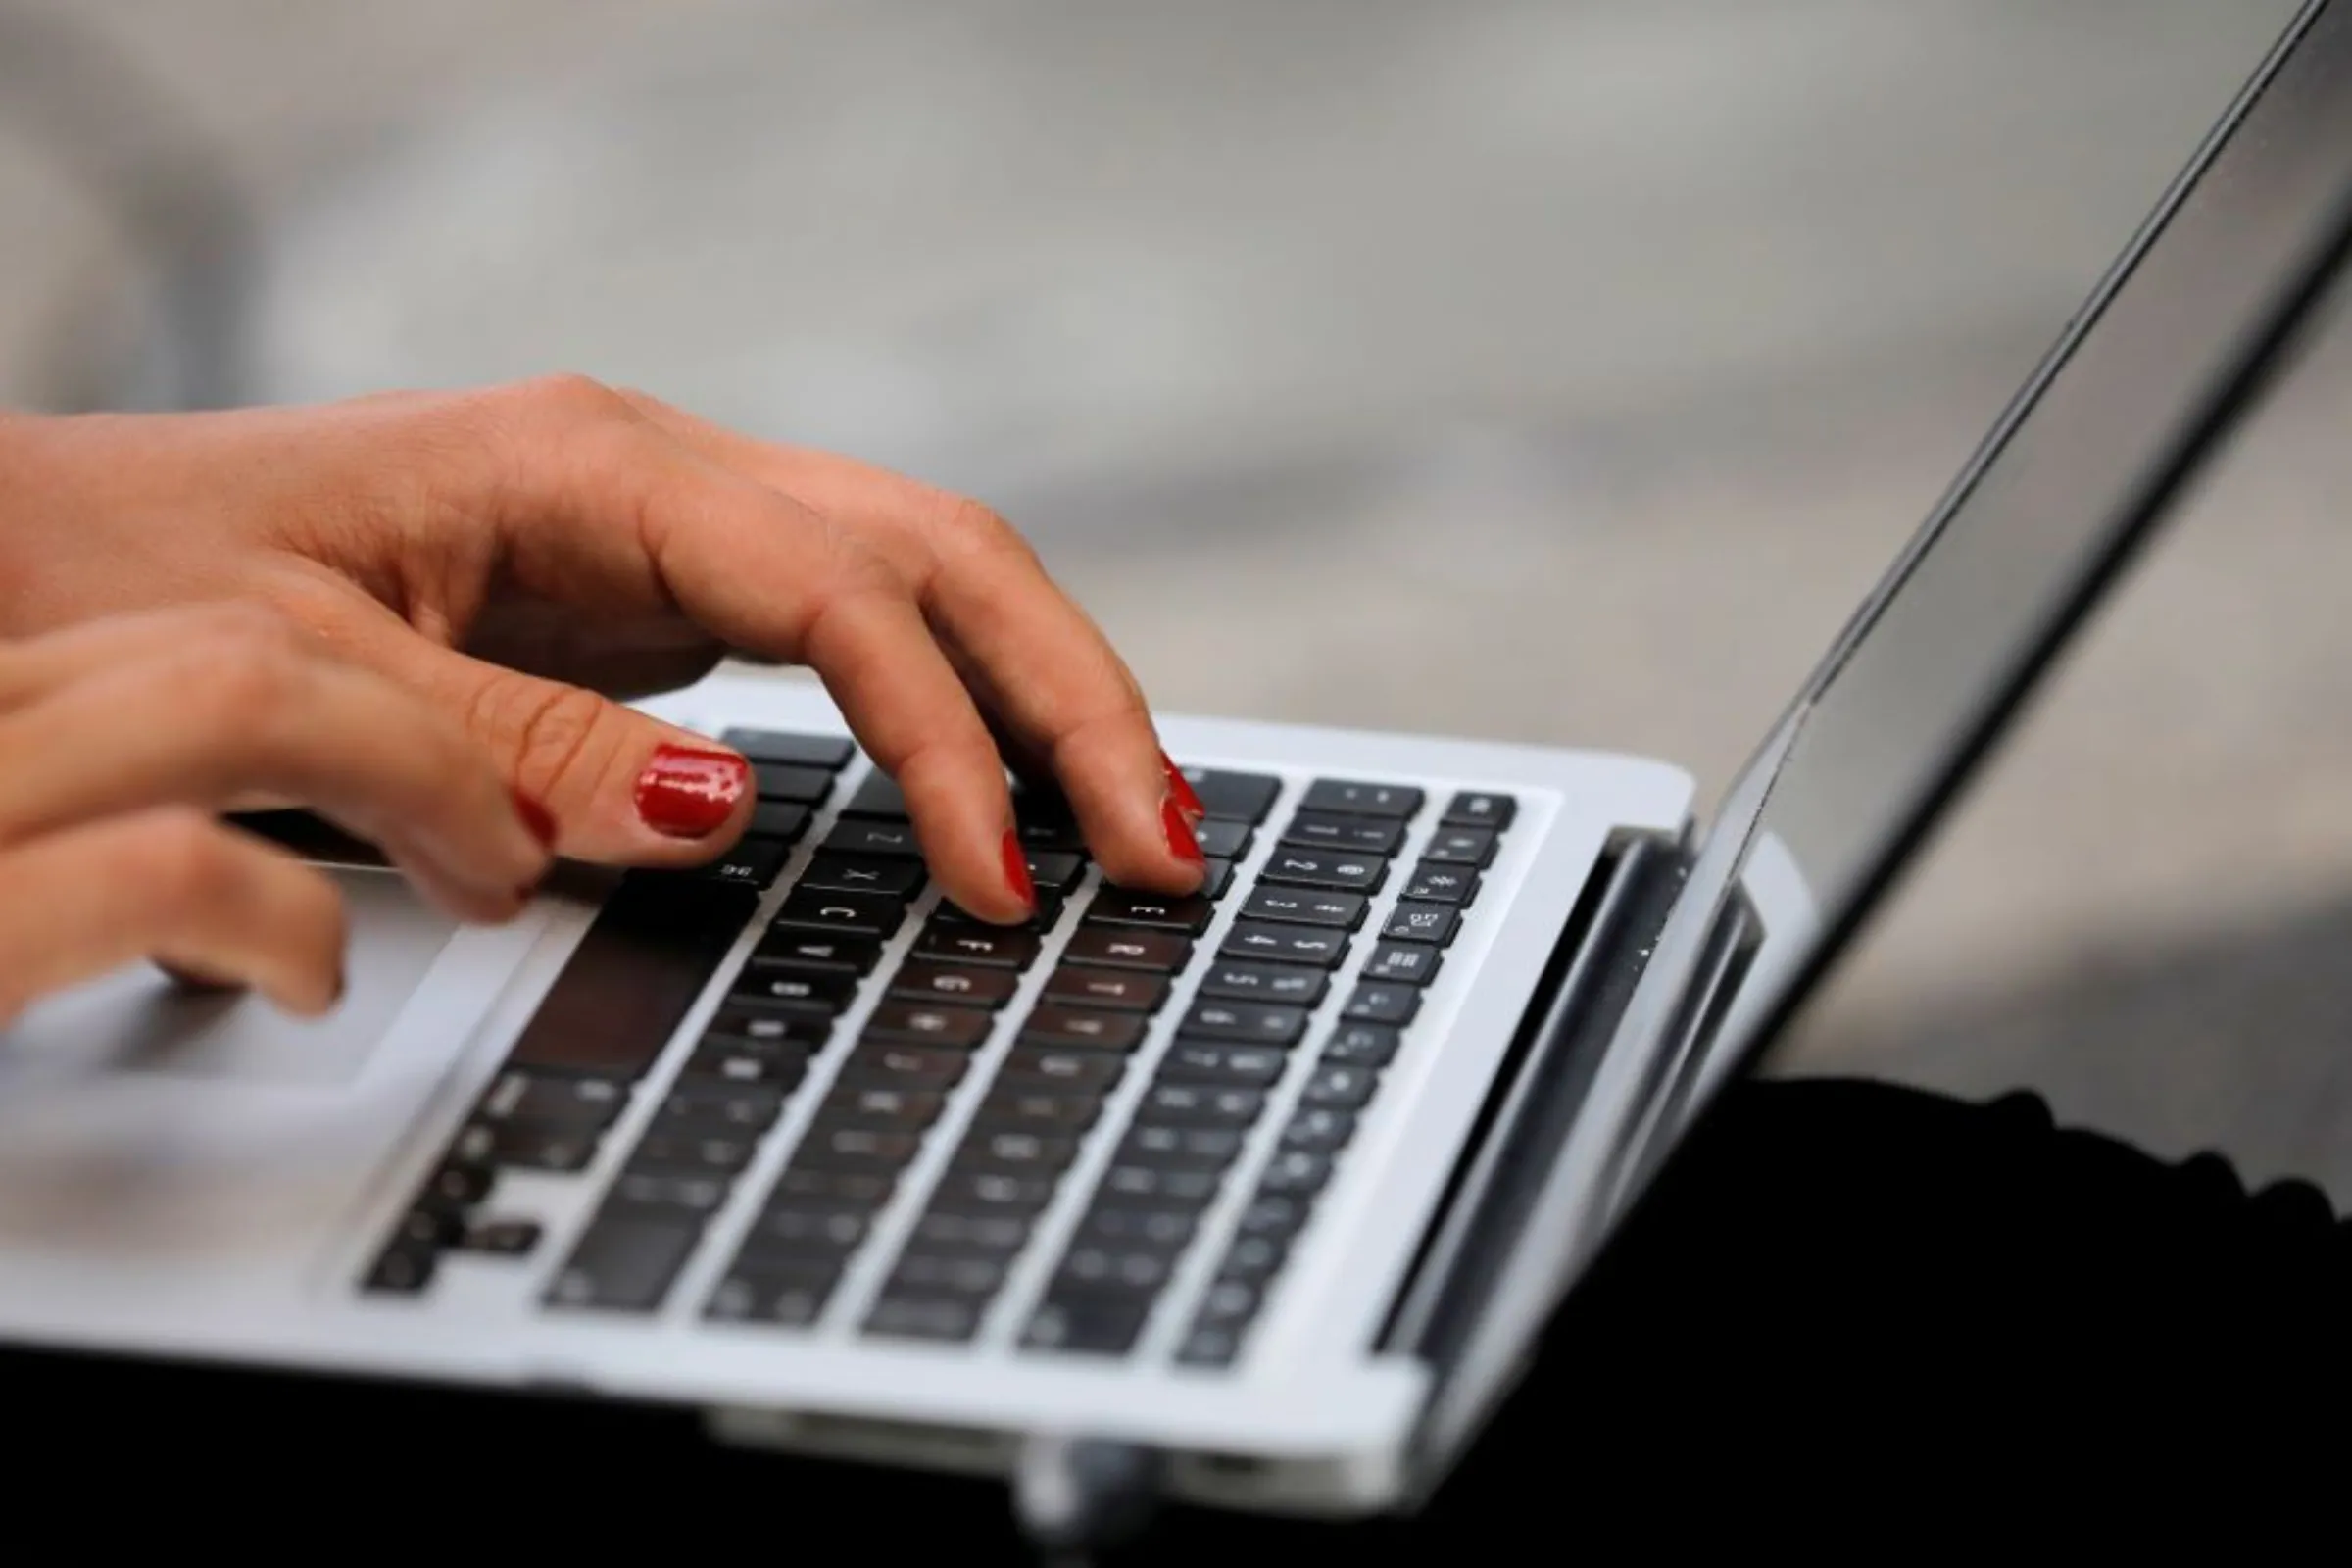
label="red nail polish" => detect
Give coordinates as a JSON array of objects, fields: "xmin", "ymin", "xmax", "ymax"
[
  {"xmin": 1162, "ymin": 796, "xmax": 1205, "ymax": 866},
  {"xmin": 1002, "ymin": 830, "xmax": 1038, "ymax": 910},
  {"xmin": 511, "ymin": 789, "xmax": 558, "ymax": 851},
  {"xmin": 1161, "ymin": 753, "xmax": 1206, "ymax": 822},
  {"xmin": 634, "ymin": 746, "xmax": 749, "ymax": 839}
]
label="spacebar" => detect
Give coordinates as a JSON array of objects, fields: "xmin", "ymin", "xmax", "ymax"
[{"xmin": 506, "ymin": 875, "xmax": 760, "ymax": 1079}]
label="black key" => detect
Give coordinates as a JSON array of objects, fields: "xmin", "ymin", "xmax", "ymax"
[
  {"xmin": 1325, "ymin": 1021, "xmax": 1402, "ymax": 1068},
  {"xmin": 890, "ymin": 961, "xmax": 1021, "ymax": 1009},
  {"xmin": 703, "ymin": 835, "xmax": 792, "ymax": 891},
  {"xmin": 752, "ymin": 762, "xmax": 834, "ymax": 805},
  {"xmin": 1344, "ymin": 982, "xmax": 1422, "ymax": 1026},
  {"xmin": 630, "ymin": 1130, "xmax": 760, "ymax": 1176},
  {"xmin": 394, "ymin": 1206, "xmax": 465, "ymax": 1249},
  {"xmin": 743, "ymin": 1205, "xmax": 870, "ymax": 1255},
  {"xmin": 1175, "ymin": 1326, "xmax": 1242, "ymax": 1368},
  {"xmin": 1257, "ymin": 1150, "xmax": 1334, "ymax": 1198},
  {"xmin": 1060, "ymin": 926, "xmax": 1192, "ymax": 972},
  {"xmin": 1198, "ymin": 858, "xmax": 1237, "ymax": 900},
  {"xmin": 1021, "ymin": 851, "xmax": 1089, "ymax": 895},
  {"xmin": 1281, "ymin": 1106, "xmax": 1358, "ymax": 1152},
  {"xmin": 1099, "ymin": 1163, "xmax": 1223, "ymax": 1206},
  {"xmin": 890, "ymin": 1252, "xmax": 1011, "ymax": 1297},
  {"xmin": 1178, "ymin": 769, "xmax": 1283, "ymax": 826},
  {"xmin": 862, "ymin": 1002, "xmax": 995, "ymax": 1050},
  {"xmin": 1044, "ymin": 965, "xmax": 1169, "ymax": 1012},
  {"xmin": 1363, "ymin": 942, "xmax": 1444, "ymax": 986},
  {"xmin": 771, "ymin": 887, "xmax": 906, "ymax": 940},
  {"xmin": 1199, "ymin": 960, "xmax": 1329, "ymax": 1006},
  {"xmin": 1059, "ymin": 1247, "xmax": 1175, "ymax": 1293},
  {"xmin": 1196, "ymin": 1278, "xmax": 1264, "ymax": 1327},
  {"xmin": 460, "ymin": 1217, "xmax": 542, "ymax": 1256},
  {"xmin": 1192, "ymin": 818, "xmax": 1254, "ymax": 859},
  {"xmin": 1301, "ymin": 1064, "xmax": 1380, "ymax": 1108},
  {"xmin": 1121, "ymin": 1123, "xmax": 1247, "ymax": 1168},
  {"xmin": 751, "ymin": 930, "xmax": 883, "ymax": 975},
  {"xmin": 934, "ymin": 893, "xmax": 1066, "ymax": 932},
  {"xmin": 706, "ymin": 1261, "xmax": 839, "ymax": 1325},
  {"xmin": 974, "ymin": 1089, "xmax": 1105, "ymax": 1133},
  {"xmin": 683, "ymin": 1038, "xmax": 810, "ymax": 1088},
  {"xmin": 770, "ymin": 1167, "xmax": 898, "ymax": 1209},
  {"xmin": 706, "ymin": 1004, "xmax": 831, "ymax": 1047},
  {"xmin": 363, "ymin": 1243, "xmax": 437, "ymax": 1295},
  {"xmin": 1081, "ymin": 1207, "xmax": 1198, "ymax": 1249},
  {"xmin": 659, "ymin": 1081, "xmax": 787, "ymax": 1131},
  {"xmin": 998, "ymin": 1046, "xmax": 1127, "ymax": 1092},
  {"xmin": 730, "ymin": 963, "xmax": 859, "ymax": 1009},
  {"xmin": 1442, "ymin": 791, "xmax": 1517, "ymax": 831},
  {"xmin": 1423, "ymin": 827, "xmax": 1497, "ymax": 868},
  {"xmin": 1085, "ymin": 888, "xmax": 1214, "ymax": 935},
  {"xmin": 1015, "ymin": 815, "xmax": 1086, "ymax": 854},
  {"xmin": 1219, "ymin": 921, "xmax": 1349, "ymax": 969},
  {"xmin": 1159, "ymin": 1042, "xmax": 1289, "ymax": 1088},
  {"xmin": 469, "ymin": 1124, "xmax": 598, "ymax": 1172},
  {"xmin": 1298, "ymin": 779, "xmax": 1423, "ymax": 819},
  {"xmin": 1237, "ymin": 1194, "xmax": 1310, "ymax": 1239},
  {"xmin": 914, "ymin": 923, "xmax": 1042, "ymax": 969},
  {"xmin": 1219, "ymin": 1233, "xmax": 1289, "ymax": 1281},
  {"xmin": 1141, "ymin": 1083, "xmax": 1266, "ymax": 1125},
  {"xmin": 1239, "ymin": 886, "xmax": 1366, "ymax": 930},
  {"xmin": 475, "ymin": 1069, "xmax": 629, "ymax": 1131},
  {"xmin": 819, "ymin": 1085, "xmax": 947, "ymax": 1129},
  {"xmin": 953, "ymin": 1129, "xmax": 1080, "ymax": 1172},
  {"xmin": 837, "ymin": 1043, "xmax": 970, "ymax": 1091},
  {"xmin": 419, "ymin": 1160, "xmax": 493, "ymax": 1211},
  {"xmin": 607, "ymin": 1170, "xmax": 733, "ymax": 1214},
  {"xmin": 839, "ymin": 771, "xmax": 910, "ymax": 819},
  {"xmin": 1383, "ymin": 902, "xmax": 1463, "ymax": 947},
  {"xmin": 820, "ymin": 818, "xmax": 924, "ymax": 858},
  {"xmin": 1025, "ymin": 1293, "xmax": 1154, "ymax": 1355},
  {"xmin": 507, "ymin": 876, "xmax": 757, "ymax": 1079},
  {"xmin": 545, "ymin": 1215, "xmax": 703, "ymax": 1312},
  {"xmin": 721, "ymin": 729, "xmax": 855, "ymax": 770},
  {"xmin": 866, "ymin": 1295, "xmax": 983, "ymax": 1342},
  {"xmin": 795, "ymin": 1124, "xmax": 923, "ymax": 1174},
  {"xmin": 910, "ymin": 1211, "xmax": 1033, "ymax": 1252},
  {"xmin": 929, "ymin": 1170, "xmax": 1061, "ymax": 1215},
  {"xmin": 1179, "ymin": 1001, "xmax": 1309, "ymax": 1049},
  {"xmin": 1281, "ymin": 811, "xmax": 1404, "ymax": 855},
  {"xmin": 747, "ymin": 801, "xmax": 812, "ymax": 844},
  {"xmin": 1401, "ymin": 864, "xmax": 1480, "ymax": 906},
  {"xmin": 1257, "ymin": 849, "xmax": 1387, "ymax": 894},
  {"xmin": 1019, "ymin": 1006, "xmax": 1146, "ymax": 1054},
  {"xmin": 800, "ymin": 852, "xmax": 928, "ymax": 899}
]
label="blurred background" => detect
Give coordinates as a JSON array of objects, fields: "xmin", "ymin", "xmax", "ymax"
[{"xmin": 8, "ymin": 0, "xmax": 2352, "ymax": 1194}]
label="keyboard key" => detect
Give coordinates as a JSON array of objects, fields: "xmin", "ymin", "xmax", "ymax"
[
  {"xmin": 420, "ymin": 1160, "xmax": 493, "ymax": 1211},
  {"xmin": 1198, "ymin": 858, "xmax": 1236, "ymax": 900},
  {"xmin": 796, "ymin": 1125, "xmax": 923, "ymax": 1174},
  {"xmin": 1081, "ymin": 1207, "xmax": 1198, "ymax": 1249},
  {"xmin": 974, "ymin": 1090, "xmax": 1104, "ymax": 1132},
  {"xmin": 866, "ymin": 1295, "xmax": 983, "ymax": 1342},
  {"xmin": 683, "ymin": 1038, "xmax": 811, "ymax": 1088},
  {"xmin": 1423, "ymin": 827, "xmax": 1497, "ymax": 868},
  {"xmin": 1363, "ymin": 942, "xmax": 1444, "ymax": 986},
  {"xmin": 770, "ymin": 1167, "xmax": 899, "ymax": 1209},
  {"xmin": 1240, "ymin": 886, "xmax": 1366, "ymax": 930},
  {"xmin": 1344, "ymin": 983, "xmax": 1423, "ymax": 1026},
  {"xmin": 840, "ymin": 771, "xmax": 910, "ymax": 819},
  {"xmin": 1401, "ymin": 864, "xmax": 1480, "ymax": 906},
  {"xmin": 1196, "ymin": 1278, "xmax": 1263, "ymax": 1327},
  {"xmin": 1281, "ymin": 1107, "xmax": 1358, "ymax": 1152},
  {"xmin": 460, "ymin": 1217, "xmax": 542, "ymax": 1256},
  {"xmin": 998, "ymin": 1047, "xmax": 1127, "ymax": 1092},
  {"xmin": 820, "ymin": 1085, "xmax": 948, "ymax": 1129},
  {"xmin": 1236, "ymin": 1194, "xmax": 1310, "ymax": 1240},
  {"xmin": 1020, "ymin": 851, "xmax": 1089, "ymax": 895},
  {"xmin": 914, "ymin": 923, "xmax": 1042, "ymax": 969},
  {"xmin": 731, "ymin": 964, "xmax": 860, "ymax": 1009},
  {"xmin": 393, "ymin": 1205, "xmax": 464, "ymax": 1250},
  {"xmin": 1199, "ymin": 960, "xmax": 1329, "ymax": 1005},
  {"xmin": 751, "ymin": 931, "xmax": 883, "ymax": 975},
  {"xmin": 800, "ymin": 852, "xmax": 928, "ymax": 899},
  {"xmin": 1120, "ymin": 1123, "xmax": 1247, "ymax": 1168},
  {"xmin": 744, "ymin": 1205, "xmax": 871, "ymax": 1255},
  {"xmin": 1024, "ymin": 1293, "xmax": 1153, "ymax": 1354},
  {"xmin": 472, "ymin": 1125, "xmax": 598, "ymax": 1172},
  {"xmin": 507, "ymin": 877, "xmax": 756, "ymax": 1079},
  {"xmin": 911, "ymin": 1212, "xmax": 1033, "ymax": 1251},
  {"xmin": 889, "ymin": 961, "xmax": 1020, "ymax": 1009},
  {"xmin": 659, "ymin": 1081, "xmax": 789, "ymax": 1132},
  {"xmin": 1219, "ymin": 922, "xmax": 1349, "ymax": 969},
  {"xmin": 1019, "ymin": 1006, "xmax": 1146, "ymax": 1054},
  {"xmin": 721, "ymin": 729, "xmax": 856, "ymax": 770},
  {"xmin": 1158, "ymin": 1043, "xmax": 1289, "ymax": 1087},
  {"xmin": 747, "ymin": 801, "xmax": 812, "ymax": 843},
  {"xmin": 1383, "ymin": 902, "xmax": 1462, "ymax": 946},
  {"xmin": 706, "ymin": 1261, "xmax": 839, "ymax": 1326},
  {"xmin": 363, "ymin": 1243, "xmax": 437, "ymax": 1295},
  {"xmin": 1060, "ymin": 1247, "xmax": 1175, "ymax": 1293},
  {"xmin": 1141, "ymin": 1084, "xmax": 1266, "ymax": 1125},
  {"xmin": 1015, "ymin": 815, "xmax": 1086, "ymax": 854},
  {"xmin": 930, "ymin": 1170, "xmax": 1062, "ymax": 1214},
  {"xmin": 1085, "ymin": 888, "xmax": 1215, "ymax": 935},
  {"xmin": 1300, "ymin": 1065, "xmax": 1380, "ymax": 1109},
  {"xmin": 1257, "ymin": 1151, "xmax": 1335, "ymax": 1198},
  {"xmin": 1044, "ymin": 965, "xmax": 1169, "ymax": 1012},
  {"xmin": 707, "ymin": 1004, "xmax": 832, "ymax": 1047},
  {"xmin": 703, "ymin": 835, "xmax": 792, "ymax": 890},
  {"xmin": 889, "ymin": 1252, "xmax": 1010, "ymax": 1296},
  {"xmin": 1280, "ymin": 812, "xmax": 1405, "ymax": 855},
  {"xmin": 1298, "ymin": 779, "xmax": 1423, "ymax": 818},
  {"xmin": 954, "ymin": 1129, "xmax": 1080, "ymax": 1173},
  {"xmin": 1177, "ymin": 769, "xmax": 1282, "ymax": 826},
  {"xmin": 1179, "ymin": 1001, "xmax": 1309, "ymax": 1048},
  {"xmin": 771, "ymin": 888, "xmax": 906, "ymax": 940},
  {"xmin": 475, "ymin": 1069, "xmax": 629, "ymax": 1131},
  {"xmin": 1060, "ymin": 926, "xmax": 1192, "ymax": 972},
  {"xmin": 862, "ymin": 1002, "xmax": 995, "ymax": 1050},
  {"xmin": 1175, "ymin": 1326, "xmax": 1242, "ymax": 1368},
  {"xmin": 1325, "ymin": 1021, "xmax": 1402, "ymax": 1068},
  {"xmin": 1442, "ymin": 791, "xmax": 1517, "ymax": 830},
  {"xmin": 934, "ymin": 893, "xmax": 1066, "ymax": 932},
  {"xmin": 1192, "ymin": 818, "xmax": 1254, "ymax": 859},
  {"xmin": 1101, "ymin": 1163, "xmax": 1224, "ymax": 1206},
  {"xmin": 1257, "ymin": 849, "xmax": 1387, "ymax": 894},
  {"xmin": 630, "ymin": 1130, "xmax": 760, "ymax": 1175},
  {"xmin": 820, "ymin": 818, "xmax": 923, "ymax": 858},
  {"xmin": 608, "ymin": 1170, "xmax": 733, "ymax": 1214},
  {"xmin": 752, "ymin": 762, "xmax": 834, "ymax": 804},
  {"xmin": 837, "ymin": 1044, "xmax": 970, "ymax": 1090},
  {"xmin": 545, "ymin": 1215, "xmax": 703, "ymax": 1313},
  {"xmin": 1219, "ymin": 1233, "xmax": 1288, "ymax": 1282}
]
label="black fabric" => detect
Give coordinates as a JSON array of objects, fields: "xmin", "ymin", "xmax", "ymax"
[{"xmin": 8, "ymin": 1076, "xmax": 2345, "ymax": 1554}]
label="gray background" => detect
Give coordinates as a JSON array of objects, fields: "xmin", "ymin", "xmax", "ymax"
[{"xmin": 7, "ymin": 0, "xmax": 2352, "ymax": 1193}]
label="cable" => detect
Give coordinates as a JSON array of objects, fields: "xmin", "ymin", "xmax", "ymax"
[{"xmin": 1013, "ymin": 1435, "xmax": 1165, "ymax": 1565}]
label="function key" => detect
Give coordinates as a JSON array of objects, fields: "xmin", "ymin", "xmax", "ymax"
[
  {"xmin": 1401, "ymin": 864, "xmax": 1480, "ymax": 906},
  {"xmin": 1199, "ymin": 960, "xmax": 1329, "ymax": 1006},
  {"xmin": 1219, "ymin": 921, "xmax": 1350, "ymax": 970},
  {"xmin": 1342, "ymin": 983, "xmax": 1422, "ymax": 1026},
  {"xmin": 1043, "ymin": 965, "xmax": 1170, "ymax": 1012},
  {"xmin": 1086, "ymin": 888, "xmax": 1215, "ymax": 935},
  {"xmin": 1258, "ymin": 849, "xmax": 1387, "ymax": 894},
  {"xmin": 1363, "ymin": 942, "xmax": 1444, "ymax": 987},
  {"xmin": 1298, "ymin": 780, "xmax": 1424, "ymax": 819},
  {"xmin": 752, "ymin": 763, "xmax": 834, "ymax": 805},
  {"xmin": 1175, "ymin": 768, "xmax": 1283, "ymax": 826},
  {"xmin": 800, "ymin": 853, "xmax": 928, "ymax": 900},
  {"xmin": 889, "ymin": 961, "xmax": 1021, "ymax": 1009},
  {"xmin": 1240, "ymin": 886, "xmax": 1366, "ymax": 931},
  {"xmin": 820, "ymin": 819, "xmax": 923, "ymax": 858},
  {"xmin": 771, "ymin": 888, "xmax": 907, "ymax": 940},
  {"xmin": 914, "ymin": 922, "xmax": 1043, "ymax": 970},
  {"xmin": 1382, "ymin": 902, "xmax": 1463, "ymax": 947},
  {"xmin": 1281, "ymin": 812, "xmax": 1405, "ymax": 855},
  {"xmin": 840, "ymin": 772, "xmax": 910, "ymax": 819},
  {"xmin": 1442, "ymin": 791, "xmax": 1517, "ymax": 831},
  {"xmin": 751, "ymin": 930, "xmax": 883, "ymax": 976},
  {"xmin": 1193, "ymin": 819, "xmax": 1254, "ymax": 859},
  {"xmin": 862, "ymin": 1002, "xmax": 995, "ymax": 1050},
  {"xmin": 1423, "ymin": 828, "xmax": 1497, "ymax": 868},
  {"xmin": 1061, "ymin": 926, "xmax": 1192, "ymax": 972},
  {"xmin": 746, "ymin": 802, "xmax": 811, "ymax": 844},
  {"xmin": 721, "ymin": 729, "xmax": 856, "ymax": 771}
]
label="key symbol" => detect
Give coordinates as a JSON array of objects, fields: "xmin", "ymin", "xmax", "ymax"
[
  {"xmin": 937, "ymin": 975, "xmax": 971, "ymax": 993},
  {"xmin": 1111, "ymin": 941, "xmax": 1145, "ymax": 956}
]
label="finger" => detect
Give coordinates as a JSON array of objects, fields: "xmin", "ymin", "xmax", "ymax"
[
  {"xmin": 0, "ymin": 605, "xmax": 549, "ymax": 921},
  {"xmin": 614, "ymin": 392, "xmax": 1200, "ymax": 894},
  {"xmin": 0, "ymin": 809, "xmax": 346, "ymax": 1024}
]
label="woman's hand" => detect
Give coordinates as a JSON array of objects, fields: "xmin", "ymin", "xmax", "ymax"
[
  {"xmin": 0, "ymin": 378, "xmax": 1206, "ymax": 924},
  {"xmin": 0, "ymin": 603, "xmax": 555, "ymax": 1025}
]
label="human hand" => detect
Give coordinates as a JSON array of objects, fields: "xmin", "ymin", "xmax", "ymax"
[
  {"xmin": 0, "ymin": 379, "xmax": 1206, "ymax": 924},
  {"xmin": 0, "ymin": 604, "xmax": 555, "ymax": 1023}
]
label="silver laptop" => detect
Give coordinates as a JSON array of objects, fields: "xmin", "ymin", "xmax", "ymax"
[{"xmin": 2, "ymin": 0, "xmax": 2349, "ymax": 1540}]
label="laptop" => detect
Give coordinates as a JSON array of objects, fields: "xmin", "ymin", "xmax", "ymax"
[{"xmin": 3, "ymin": 0, "xmax": 2349, "ymax": 1546}]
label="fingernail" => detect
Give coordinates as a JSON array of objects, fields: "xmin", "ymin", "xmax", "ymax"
[
  {"xmin": 1162, "ymin": 796, "xmax": 1205, "ymax": 866},
  {"xmin": 1002, "ymin": 829, "xmax": 1038, "ymax": 911},
  {"xmin": 511, "ymin": 789, "xmax": 558, "ymax": 851},
  {"xmin": 634, "ymin": 746, "xmax": 749, "ymax": 839},
  {"xmin": 1161, "ymin": 753, "xmax": 1206, "ymax": 822}
]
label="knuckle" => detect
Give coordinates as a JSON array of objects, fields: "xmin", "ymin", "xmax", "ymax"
[
  {"xmin": 139, "ymin": 809, "xmax": 243, "ymax": 918},
  {"xmin": 480, "ymin": 681, "xmax": 619, "ymax": 800},
  {"xmin": 933, "ymin": 495, "xmax": 1034, "ymax": 564},
  {"xmin": 516, "ymin": 371, "xmax": 636, "ymax": 428}
]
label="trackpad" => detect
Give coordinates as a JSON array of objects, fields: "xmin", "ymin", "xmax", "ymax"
[{"xmin": 0, "ymin": 869, "xmax": 456, "ymax": 1088}]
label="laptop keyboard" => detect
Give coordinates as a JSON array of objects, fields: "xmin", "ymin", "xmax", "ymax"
[{"xmin": 362, "ymin": 729, "xmax": 1516, "ymax": 1369}]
